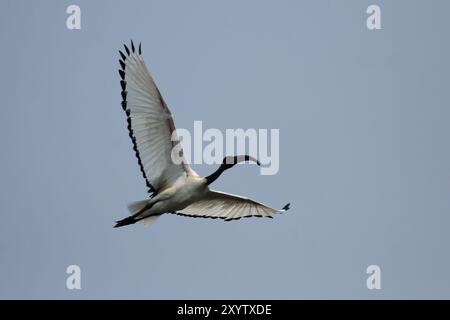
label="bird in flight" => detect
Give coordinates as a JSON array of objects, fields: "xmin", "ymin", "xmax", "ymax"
[{"xmin": 114, "ymin": 41, "xmax": 290, "ymax": 228}]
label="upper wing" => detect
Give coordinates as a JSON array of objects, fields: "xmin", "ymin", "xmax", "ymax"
[
  {"xmin": 176, "ymin": 190, "xmax": 290, "ymax": 221},
  {"xmin": 119, "ymin": 41, "xmax": 189, "ymax": 195}
]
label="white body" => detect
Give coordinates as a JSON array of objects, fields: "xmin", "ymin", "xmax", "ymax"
[{"xmin": 140, "ymin": 172, "xmax": 208, "ymax": 216}]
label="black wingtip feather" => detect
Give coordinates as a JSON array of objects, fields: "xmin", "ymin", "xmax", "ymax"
[
  {"xmin": 119, "ymin": 50, "xmax": 126, "ymax": 61},
  {"xmin": 139, "ymin": 43, "xmax": 142, "ymax": 54},
  {"xmin": 282, "ymin": 203, "xmax": 291, "ymax": 211},
  {"xmin": 124, "ymin": 44, "xmax": 130, "ymax": 55},
  {"xmin": 131, "ymin": 40, "xmax": 135, "ymax": 52},
  {"xmin": 118, "ymin": 69, "xmax": 125, "ymax": 80},
  {"xmin": 119, "ymin": 60, "xmax": 125, "ymax": 70}
]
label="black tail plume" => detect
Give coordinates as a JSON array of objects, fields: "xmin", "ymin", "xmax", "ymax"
[{"xmin": 114, "ymin": 216, "xmax": 139, "ymax": 228}]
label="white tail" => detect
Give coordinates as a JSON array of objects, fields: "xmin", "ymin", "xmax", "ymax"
[
  {"xmin": 127, "ymin": 199, "xmax": 150, "ymax": 215},
  {"xmin": 140, "ymin": 215, "xmax": 160, "ymax": 227},
  {"xmin": 127, "ymin": 199, "xmax": 160, "ymax": 227}
]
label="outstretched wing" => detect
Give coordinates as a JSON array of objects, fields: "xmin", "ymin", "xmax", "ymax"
[
  {"xmin": 176, "ymin": 190, "xmax": 290, "ymax": 221},
  {"xmin": 119, "ymin": 41, "xmax": 189, "ymax": 195}
]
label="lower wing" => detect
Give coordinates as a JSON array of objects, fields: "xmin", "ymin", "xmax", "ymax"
[{"xmin": 175, "ymin": 190, "xmax": 290, "ymax": 221}]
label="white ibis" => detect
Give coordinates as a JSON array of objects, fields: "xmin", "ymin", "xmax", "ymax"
[{"xmin": 114, "ymin": 41, "xmax": 290, "ymax": 227}]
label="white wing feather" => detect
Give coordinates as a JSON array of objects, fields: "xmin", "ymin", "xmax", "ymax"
[
  {"xmin": 119, "ymin": 42, "xmax": 190, "ymax": 194},
  {"xmin": 176, "ymin": 190, "xmax": 290, "ymax": 221}
]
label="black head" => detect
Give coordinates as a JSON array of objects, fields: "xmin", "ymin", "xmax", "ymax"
[
  {"xmin": 205, "ymin": 155, "xmax": 260, "ymax": 185},
  {"xmin": 222, "ymin": 155, "xmax": 261, "ymax": 168}
]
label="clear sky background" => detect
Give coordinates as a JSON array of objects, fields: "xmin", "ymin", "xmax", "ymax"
[{"xmin": 1, "ymin": 0, "xmax": 450, "ymax": 299}]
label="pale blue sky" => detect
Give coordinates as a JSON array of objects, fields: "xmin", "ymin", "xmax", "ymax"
[{"xmin": 1, "ymin": 0, "xmax": 450, "ymax": 299}]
